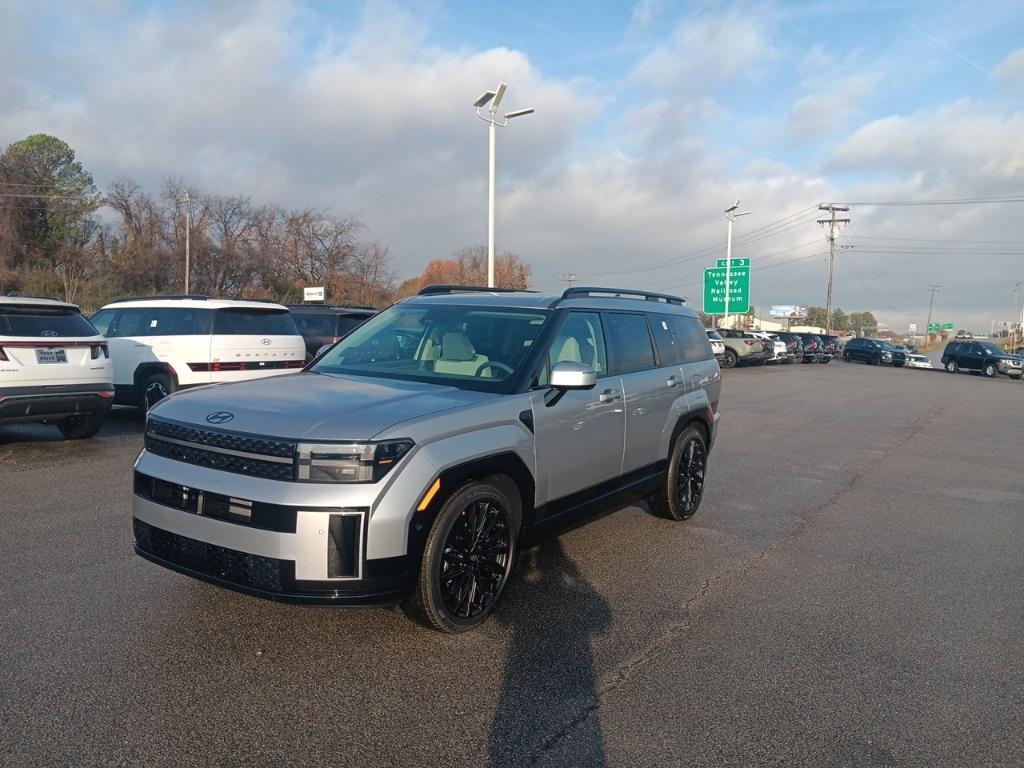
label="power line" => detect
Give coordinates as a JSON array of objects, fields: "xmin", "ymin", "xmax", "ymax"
[{"xmin": 835, "ymin": 196, "xmax": 1024, "ymax": 208}]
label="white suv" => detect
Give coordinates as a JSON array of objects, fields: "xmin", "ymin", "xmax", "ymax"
[
  {"xmin": 0, "ymin": 296, "xmax": 114, "ymax": 438},
  {"xmin": 89, "ymin": 297, "xmax": 306, "ymax": 409}
]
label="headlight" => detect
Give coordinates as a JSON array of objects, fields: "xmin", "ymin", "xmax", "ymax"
[{"xmin": 296, "ymin": 439, "xmax": 413, "ymax": 483}]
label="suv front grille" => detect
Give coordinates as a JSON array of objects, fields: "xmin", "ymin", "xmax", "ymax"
[
  {"xmin": 134, "ymin": 519, "xmax": 287, "ymax": 592},
  {"xmin": 144, "ymin": 434, "xmax": 295, "ymax": 481},
  {"xmin": 148, "ymin": 418, "xmax": 296, "ymax": 458}
]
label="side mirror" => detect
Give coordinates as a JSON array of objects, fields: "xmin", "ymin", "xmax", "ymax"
[
  {"xmin": 549, "ymin": 361, "xmax": 596, "ymax": 390},
  {"xmin": 315, "ymin": 344, "xmax": 332, "ymax": 359}
]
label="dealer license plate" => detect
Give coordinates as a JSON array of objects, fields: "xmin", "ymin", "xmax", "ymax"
[{"xmin": 35, "ymin": 348, "xmax": 68, "ymax": 364}]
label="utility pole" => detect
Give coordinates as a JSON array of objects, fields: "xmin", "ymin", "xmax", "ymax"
[
  {"xmin": 183, "ymin": 191, "xmax": 191, "ymax": 294},
  {"xmin": 561, "ymin": 273, "xmax": 578, "ymax": 288},
  {"xmin": 1013, "ymin": 281, "xmax": 1022, "ymax": 349},
  {"xmin": 723, "ymin": 200, "xmax": 751, "ymax": 329},
  {"xmin": 925, "ymin": 284, "xmax": 941, "ymax": 348},
  {"xmin": 817, "ymin": 204, "xmax": 850, "ymax": 335}
]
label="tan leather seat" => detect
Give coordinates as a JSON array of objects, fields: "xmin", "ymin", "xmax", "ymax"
[{"xmin": 433, "ymin": 331, "xmax": 490, "ymax": 377}]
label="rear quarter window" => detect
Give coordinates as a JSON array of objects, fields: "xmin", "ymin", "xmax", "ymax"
[
  {"xmin": 0, "ymin": 306, "xmax": 97, "ymax": 337},
  {"xmin": 665, "ymin": 314, "xmax": 713, "ymax": 363}
]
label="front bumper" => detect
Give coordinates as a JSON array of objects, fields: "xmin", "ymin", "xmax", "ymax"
[
  {"xmin": 998, "ymin": 361, "xmax": 1023, "ymax": 375},
  {"xmin": 0, "ymin": 383, "xmax": 113, "ymax": 423}
]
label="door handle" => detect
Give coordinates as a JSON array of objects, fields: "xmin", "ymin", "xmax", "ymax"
[
  {"xmin": 666, "ymin": 375, "xmax": 680, "ymax": 388},
  {"xmin": 598, "ymin": 389, "xmax": 621, "ymax": 403}
]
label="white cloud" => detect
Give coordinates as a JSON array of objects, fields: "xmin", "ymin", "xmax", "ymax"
[
  {"xmin": 994, "ymin": 47, "xmax": 1024, "ymax": 86},
  {"xmin": 785, "ymin": 73, "xmax": 878, "ymax": 138}
]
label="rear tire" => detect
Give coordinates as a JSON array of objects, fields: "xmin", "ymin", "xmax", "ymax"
[
  {"xmin": 405, "ymin": 479, "xmax": 520, "ymax": 633},
  {"xmin": 721, "ymin": 349, "xmax": 737, "ymax": 369},
  {"xmin": 652, "ymin": 424, "xmax": 708, "ymax": 521},
  {"xmin": 56, "ymin": 412, "xmax": 106, "ymax": 439},
  {"xmin": 842, "ymin": 351, "xmax": 851, "ymax": 362},
  {"xmin": 946, "ymin": 360, "xmax": 959, "ymax": 373},
  {"xmin": 141, "ymin": 372, "xmax": 173, "ymax": 411}
]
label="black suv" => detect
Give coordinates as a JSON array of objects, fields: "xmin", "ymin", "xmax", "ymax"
[
  {"xmin": 842, "ymin": 337, "xmax": 906, "ymax": 366},
  {"xmin": 287, "ymin": 305, "xmax": 376, "ymax": 360},
  {"xmin": 941, "ymin": 340, "xmax": 1023, "ymax": 379},
  {"xmin": 796, "ymin": 333, "xmax": 826, "ymax": 363}
]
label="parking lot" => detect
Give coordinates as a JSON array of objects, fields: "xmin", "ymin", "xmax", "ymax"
[{"xmin": 2, "ymin": 359, "xmax": 1022, "ymax": 767}]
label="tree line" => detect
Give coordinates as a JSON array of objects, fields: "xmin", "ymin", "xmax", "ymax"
[
  {"xmin": 0, "ymin": 134, "xmax": 530, "ymax": 311},
  {"xmin": 804, "ymin": 307, "xmax": 878, "ymax": 334}
]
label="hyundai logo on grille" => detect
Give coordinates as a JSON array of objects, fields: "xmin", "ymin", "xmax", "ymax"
[
  {"xmin": 261, "ymin": 338, "xmax": 272, "ymax": 346},
  {"xmin": 205, "ymin": 411, "xmax": 235, "ymax": 424}
]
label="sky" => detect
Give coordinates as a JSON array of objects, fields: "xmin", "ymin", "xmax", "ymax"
[{"xmin": 2, "ymin": 0, "xmax": 1023, "ymax": 332}]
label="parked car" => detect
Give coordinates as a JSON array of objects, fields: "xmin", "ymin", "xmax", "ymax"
[
  {"xmin": 0, "ymin": 296, "xmax": 114, "ymax": 438},
  {"xmin": 820, "ymin": 335, "xmax": 840, "ymax": 359},
  {"xmin": 89, "ymin": 296, "xmax": 307, "ymax": 410},
  {"xmin": 717, "ymin": 329, "xmax": 771, "ymax": 368},
  {"xmin": 771, "ymin": 331, "xmax": 805, "ymax": 364},
  {"xmin": 905, "ymin": 354, "xmax": 933, "ymax": 369},
  {"xmin": 941, "ymin": 340, "xmax": 1023, "ymax": 379},
  {"xmin": 748, "ymin": 331, "xmax": 787, "ymax": 364},
  {"xmin": 842, "ymin": 337, "xmax": 906, "ymax": 366},
  {"xmin": 286, "ymin": 304, "xmax": 376, "ymax": 361},
  {"xmin": 796, "ymin": 333, "xmax": 828, "ymax": 363},
  {"xmin": 132, "ymin": 285, "xmax": 722, "ymax": 632},
  {"xmin": 706, "ymin": 329, "xmax": 726, "ymax": 361}
]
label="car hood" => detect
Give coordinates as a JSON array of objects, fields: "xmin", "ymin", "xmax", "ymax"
[{"xmin": 149, "ymin": 371, "xmax": 492, "ymax": 441}]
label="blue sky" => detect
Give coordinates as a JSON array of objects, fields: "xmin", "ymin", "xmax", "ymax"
[{"xmin": 2, "ymin": 0, "xmax": 1023, "ymax": 329}]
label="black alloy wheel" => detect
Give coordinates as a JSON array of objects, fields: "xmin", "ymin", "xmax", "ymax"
[
  {"xmin": 142, "ymin": 372, "xmax": 173, "ymax": 411},
  {"xmin": 652, "ymin": 424, "xmax": 708, "ymax": 521},
  {"xmin": 406, "ymin": 480, "xmax": 520, "ymax": 633}
]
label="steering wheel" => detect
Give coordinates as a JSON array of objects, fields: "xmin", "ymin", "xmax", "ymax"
[{"xmin": 475, "ymin": 361, "xmax": 514, "ymax": 378}]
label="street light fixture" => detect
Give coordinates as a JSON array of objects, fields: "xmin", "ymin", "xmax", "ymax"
[
  {"xmin": 474, "ymin": 81, "xmax": 534, "ymax": 288},
  {"xmin": 723, "ymin": 200, "xmax": 751, "ymax": 329}
]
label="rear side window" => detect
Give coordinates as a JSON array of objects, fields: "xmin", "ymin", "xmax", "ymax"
[
  {"xmin": 151, "ymin": 308, "xmax": 212, "ymax": 336},
  {"xmin": 605, "ymin": 312, "xmax": 655, "ymax": 374},
  {"xmin": 649, "ymin": 315, "xmax": 680, "ymax": 364},
  {"xmin": 293, "ymin": 313, "xmax": 336, "ymax": 337},
  {"xmin": 213, "ymin": 309, "xmax": 298, "ymax": 336},
  {"xmin": 667, "ymin": 315, "xmax": 714, "ymax": 363},
  {"xmin": 0, "ymin": 306, "xmax": 96, "ymax": 337}
]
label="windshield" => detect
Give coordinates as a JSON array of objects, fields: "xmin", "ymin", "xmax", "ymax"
[
  {"xmin": 313, "ymin": 304, "xmax": 550, "ymax": 391},
  {"xmin": 0, "ymin": 305, "xmax": 97, "ymax": 337}
]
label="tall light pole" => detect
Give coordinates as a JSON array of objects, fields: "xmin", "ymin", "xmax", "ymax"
[
  {"xmin": 1013, "ymin": 281, "xmax": 1022, "ymax": 349},
  {"xmin": 723, "ymin": 200, "xmax": 750, "ymax": 329},
  {"xmin": 183, "ymin": 190, "xmax": 192, "ymax": 294},
  {"xmin": 925, "ymin": 284, "xmax": 941, "ymax": 347},
  {"xmin": 474, "ymin": 82, "xmax": 534, "ymax": 288}
]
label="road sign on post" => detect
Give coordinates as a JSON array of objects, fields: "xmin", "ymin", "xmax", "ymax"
[
  {"xmin": 908, "ymin": 323, "xmax": 918, "ymax": 333},
  {"xmin": 942, "ymin": 322, "xmax": 954, "ymax": 330},
  {"xmin": 715, "ymin": 257, "xmax": 750, "ymax": 269},
  {"xmin": 703, "ymin": 265, "xmax": 751, "ymax": 315},
  {"xmin": 928, "ymin": 322, "xmax": 940, "ymax": 332}
]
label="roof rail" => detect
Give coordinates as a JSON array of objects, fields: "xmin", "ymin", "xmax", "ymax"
[
  {"xmin": 557, "ymin": 286, "xmax": 686, "ymax": 306},
  {"xmin": 416, "ymin": 284, "xmax": 532, "ymax": 296},
  {"xmin": 109, "ymin": 294, "xmax": 209, "ymax": 303}
]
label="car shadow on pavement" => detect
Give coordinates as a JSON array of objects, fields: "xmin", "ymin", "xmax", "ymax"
[
  {"xmin": 488, "ymin": 538, "xmax": 610, "ymax": 768},
  {"xmin": 0, "ymin": 405, "xmax": 144, "ymax": 445}
]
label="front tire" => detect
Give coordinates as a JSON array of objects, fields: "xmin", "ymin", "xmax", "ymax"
[
  {"xmin": 983, "ymin": 363, "xmax": 997, "ymax": 378},
  {"xmin": 56, "ymin": 412, "xmax": 107, "ymax": 439},
  {"xmin": 652, "ymin": 425, "xmax": 708, "ymax": 521},
  {"xmin": 405, "ymin": 480, "xmax": 520, "ymax": 633}
]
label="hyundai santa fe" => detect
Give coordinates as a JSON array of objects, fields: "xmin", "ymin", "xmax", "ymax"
[{"xmin": 132, "ymin": 286, "xmax": 722, "ymax": 632}]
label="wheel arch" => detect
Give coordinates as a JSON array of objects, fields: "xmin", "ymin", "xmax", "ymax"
[{"xmin": 133, "ymin": 362, "xmax": 179, "ymax": 390}]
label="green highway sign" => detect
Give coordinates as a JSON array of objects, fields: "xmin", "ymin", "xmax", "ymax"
[
  {"xmin": 703, "ymin": 265, "xmax": 751, "ymax": 314},
  {"xmin": 928, "ymin": 323, "xmax": 940, "ymax": 332},
  {"xmin": 942, "ymin": 322, "xmax": 955, "ymax": 330},
  {"xmin": 715, "ymin": 257, "xmax": 750, "ymax": 268}
]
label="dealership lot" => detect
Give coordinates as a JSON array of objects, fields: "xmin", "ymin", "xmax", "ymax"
[{"xmin": 2, "ymin": 361, "xmax": 1022, "ymax": 767}]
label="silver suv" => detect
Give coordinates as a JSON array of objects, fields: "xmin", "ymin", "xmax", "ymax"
[{"xmin": 132, "ymin": 286, "xmax": 722, "ymax": 632}]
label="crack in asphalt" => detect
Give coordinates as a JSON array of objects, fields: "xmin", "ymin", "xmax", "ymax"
[{"xmin": 526, "ymin": 400, "xmax": 950, "ymax": 765}]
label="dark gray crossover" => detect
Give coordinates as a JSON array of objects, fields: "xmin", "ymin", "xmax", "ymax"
[{"xmin": 133, "ymin": 286, "xmax": 722, "ymax": 632}]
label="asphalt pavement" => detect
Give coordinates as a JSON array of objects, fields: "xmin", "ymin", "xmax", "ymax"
[{"xmin": 2, "ymin": 359, "xmax": 1022, "ymax": 767}]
